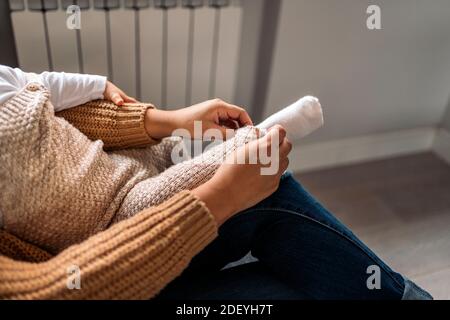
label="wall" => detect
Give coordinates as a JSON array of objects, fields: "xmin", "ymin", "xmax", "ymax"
[
  {"xmin": 0, "ymin": 1, "xmax": 18, "ymax": 67},
  {"xmin": 235, "ymin": 0, "xmax": 265, "ymax": 112},
  {"xmin": 443, "ymin": 99, "xmax": 450, "ymax": 131},
  {"xmin": 434, "ymin": 96, "xmax": 450, "ymax": 164},
  {"xmin": 263, "ymin": 0, "xmax": 450, "ymax": 147}
]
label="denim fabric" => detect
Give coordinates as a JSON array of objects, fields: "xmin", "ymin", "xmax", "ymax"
[
  {"xmin": 402, "ymin": 278, "xmax": 433, "ymax": 300},
  {"xmin": 158, "ymin": 172, "xmax": 432, "ymax": 300}
]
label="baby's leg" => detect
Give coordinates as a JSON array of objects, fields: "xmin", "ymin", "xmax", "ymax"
[
  {"xmin": 115, "ymin": 127, "xmax": 260, "ymax": 222},
  {"xmin": 115, "ymin": 96, "xmax": 323, "ymax": 222}
]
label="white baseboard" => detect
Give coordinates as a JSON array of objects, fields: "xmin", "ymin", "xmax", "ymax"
[
  {"xmin": 290, "ymin": 127, "xmax": 437, "ymax": 173},
  {"xmin": 433, "ymin": 129, "xmax": 450, "ymax": 164}
]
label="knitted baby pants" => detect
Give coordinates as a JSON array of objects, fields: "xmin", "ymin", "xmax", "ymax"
[{"xmin": 114, "ymin": 127, "xmax": 260, "ymax": 222}]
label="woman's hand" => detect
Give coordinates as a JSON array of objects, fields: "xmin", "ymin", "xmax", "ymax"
[
  {"xmin": 145, "ymin": 98, "xmax": 253, "ymax": 140},
  {"xmin": 192, "ymin": 125, "xmax": 292, "ymax": 226},
  {"xmin": 103, "ymin": 81, "xmax": 137, "ymax": 106}
]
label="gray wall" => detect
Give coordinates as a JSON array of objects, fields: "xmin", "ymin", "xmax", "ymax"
[
  {"xmin": 443, "ymin": 99, "xmax": 450, "ymax": 131},
  {"xmin": 0, "ymin": 1, "xmax": 18, "ymax": 67},
  {"xmin": 234, "ymin": 0, "xmax": 282, "ymax": 121},
  {"xmin": 264, "ymin": 0, "xmax": 450, "ymax": 144},
  {"xmin": 235, "ymin": 0, "xmax": 265, "ymax": 112}
]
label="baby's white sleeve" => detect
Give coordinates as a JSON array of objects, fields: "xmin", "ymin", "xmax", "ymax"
[
  {"xmin": 0, "ymin": 65, "xmax": 29, "ymax": 105},
  {"xmin": 36, "ymin": 71, "xmax": 107, "ymax": 112},
  {"xmin": 0, "ymin": 65, "xmax": 107, "ymax": 111}
]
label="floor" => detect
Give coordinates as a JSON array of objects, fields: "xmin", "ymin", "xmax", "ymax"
[{"xmin": 296, "ymin": 152, "xmax": 450, "ymax": 300}]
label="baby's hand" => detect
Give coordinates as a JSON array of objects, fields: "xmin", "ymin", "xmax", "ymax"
[{"xmin": 103, "ymin": 81, "xmax": 137, "ymax": 106}]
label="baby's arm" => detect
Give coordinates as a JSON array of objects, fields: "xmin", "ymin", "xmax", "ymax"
[{"xmin": 0, "ymin": 65, "xmax": 106, "ymax": 111}]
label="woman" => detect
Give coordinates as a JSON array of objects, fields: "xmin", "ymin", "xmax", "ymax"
[{"xmin": 0, "ymin": 65, "xmax": 431, "ymax": 299}]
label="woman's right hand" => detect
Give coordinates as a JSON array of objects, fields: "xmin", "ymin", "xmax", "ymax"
[{"xmin": 192, "ymin": 125, "xmax": 292, "ymax": 226}]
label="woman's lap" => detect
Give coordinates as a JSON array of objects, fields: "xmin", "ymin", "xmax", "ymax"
[
  {"xmin": 158, "ymin": 262, "xmax": 310, "ymax": 300},
  {"xmin": 157, "ymin": 173, "xmax": 430, "ymax": 300}
]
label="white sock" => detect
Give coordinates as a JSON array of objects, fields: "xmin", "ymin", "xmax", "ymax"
[{"xmin": 257, "ymin": 96, "xmax": 324, "ymax": 142}]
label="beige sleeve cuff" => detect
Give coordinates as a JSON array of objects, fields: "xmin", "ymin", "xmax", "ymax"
[{"xmin": 56, "ymin": 100, "xmax": 160, "ymax": 150}]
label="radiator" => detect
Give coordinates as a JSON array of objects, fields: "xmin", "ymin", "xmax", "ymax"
[{"xmin": 8, "ymin": 0, "xmax": 243, "ymax": 109}]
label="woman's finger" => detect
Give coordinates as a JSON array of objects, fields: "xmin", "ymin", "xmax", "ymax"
[
  {"xmin": 279, "ymin": 137, "xmax": 293, "ymax": 158},
  {"xmin": 235, "ymin": 108, "xmax": 253, "ymax": 127},
  {"xmin": 110, "ymin": 92, "xmax": 124, "ymax": 106},
  {"xmin": 222, "ymin": 104, "xmax": 254, "ymax": 127},
  {"xmin": 280, "ymin": 157, "xmax": 290, "ymax": 174},
  {"xmin": 219, "ymin": 118, "xmax": 239, "ymax": 130},
  {"xmin": 266, "ymin": 125, "xmax": 287, "ymax": 146}
]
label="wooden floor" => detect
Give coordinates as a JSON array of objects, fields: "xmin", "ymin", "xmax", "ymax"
[{"xmin": 296, "ymin": 152, "xmax": 450, "ymax": 300}]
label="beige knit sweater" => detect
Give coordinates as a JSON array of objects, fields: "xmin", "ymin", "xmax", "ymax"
[
  {"xmin": 0, "ymin": 81, "xmax": 257, "ymax": 299},
  {"xmin": 0, "ymin": 82, "xmax": 219, "ymax": 299}
]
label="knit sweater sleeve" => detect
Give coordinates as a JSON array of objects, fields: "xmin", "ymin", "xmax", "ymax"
[
  {"xmin": 56, "ymin": 100, "xmax": 160, "ymax": 150},
  {"xmin": 0, "ymin": 191, "xmax": 218, "ymax": 300}
]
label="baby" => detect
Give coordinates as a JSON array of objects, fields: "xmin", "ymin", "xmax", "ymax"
[
  {"xmin": 0, "ymin": 65, "xmax": 323, "ymax": 250},
  {"xmin": 116, "ymin": 96, "xmax": 324, "ymax": 221}
]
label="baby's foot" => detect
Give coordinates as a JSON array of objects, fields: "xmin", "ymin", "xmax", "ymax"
[{"xmin": 257, "ymin": 96, "xmax": 324, "ymax": 141}]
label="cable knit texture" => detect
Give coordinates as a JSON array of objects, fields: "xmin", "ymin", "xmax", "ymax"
[
  {"xmin": 0, "ymin": 83, "xmax": 174, "ymax": 253},
  {"xmin": 0, "ymin": 230, "xmax": 52, "ymax": 263},
  {"xmin": 0, "ymin": 191, "xmax": 217, "ymax": 299},
  {"xmin": 57, "ymin": 99, "xmax": 160, "ymax": 150},
  {"xmin": 115, "ymin": 126, "xmax": 259, "ymax": 222},
  {"xmin": 0, "ymin": 83, "xmax": 258, "ymax": 299}
]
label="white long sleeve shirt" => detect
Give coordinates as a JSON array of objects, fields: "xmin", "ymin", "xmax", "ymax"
[{"xmin": 0, "ymin": 65, "xmax": 107, "ymax": 112}]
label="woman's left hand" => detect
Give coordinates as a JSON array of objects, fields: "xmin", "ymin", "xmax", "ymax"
[
  {"xmin": 145, "ymin": 98, "xmax": 253, "ymax": 140},
  {"xmin": 103, "ymin": 81, "xmax": 137, "ymax": 106}
]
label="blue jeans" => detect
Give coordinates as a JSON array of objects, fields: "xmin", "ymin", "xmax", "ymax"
[{"xmin": 157, "ymin": 173, "xmax": 432, "ymax": 300}]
